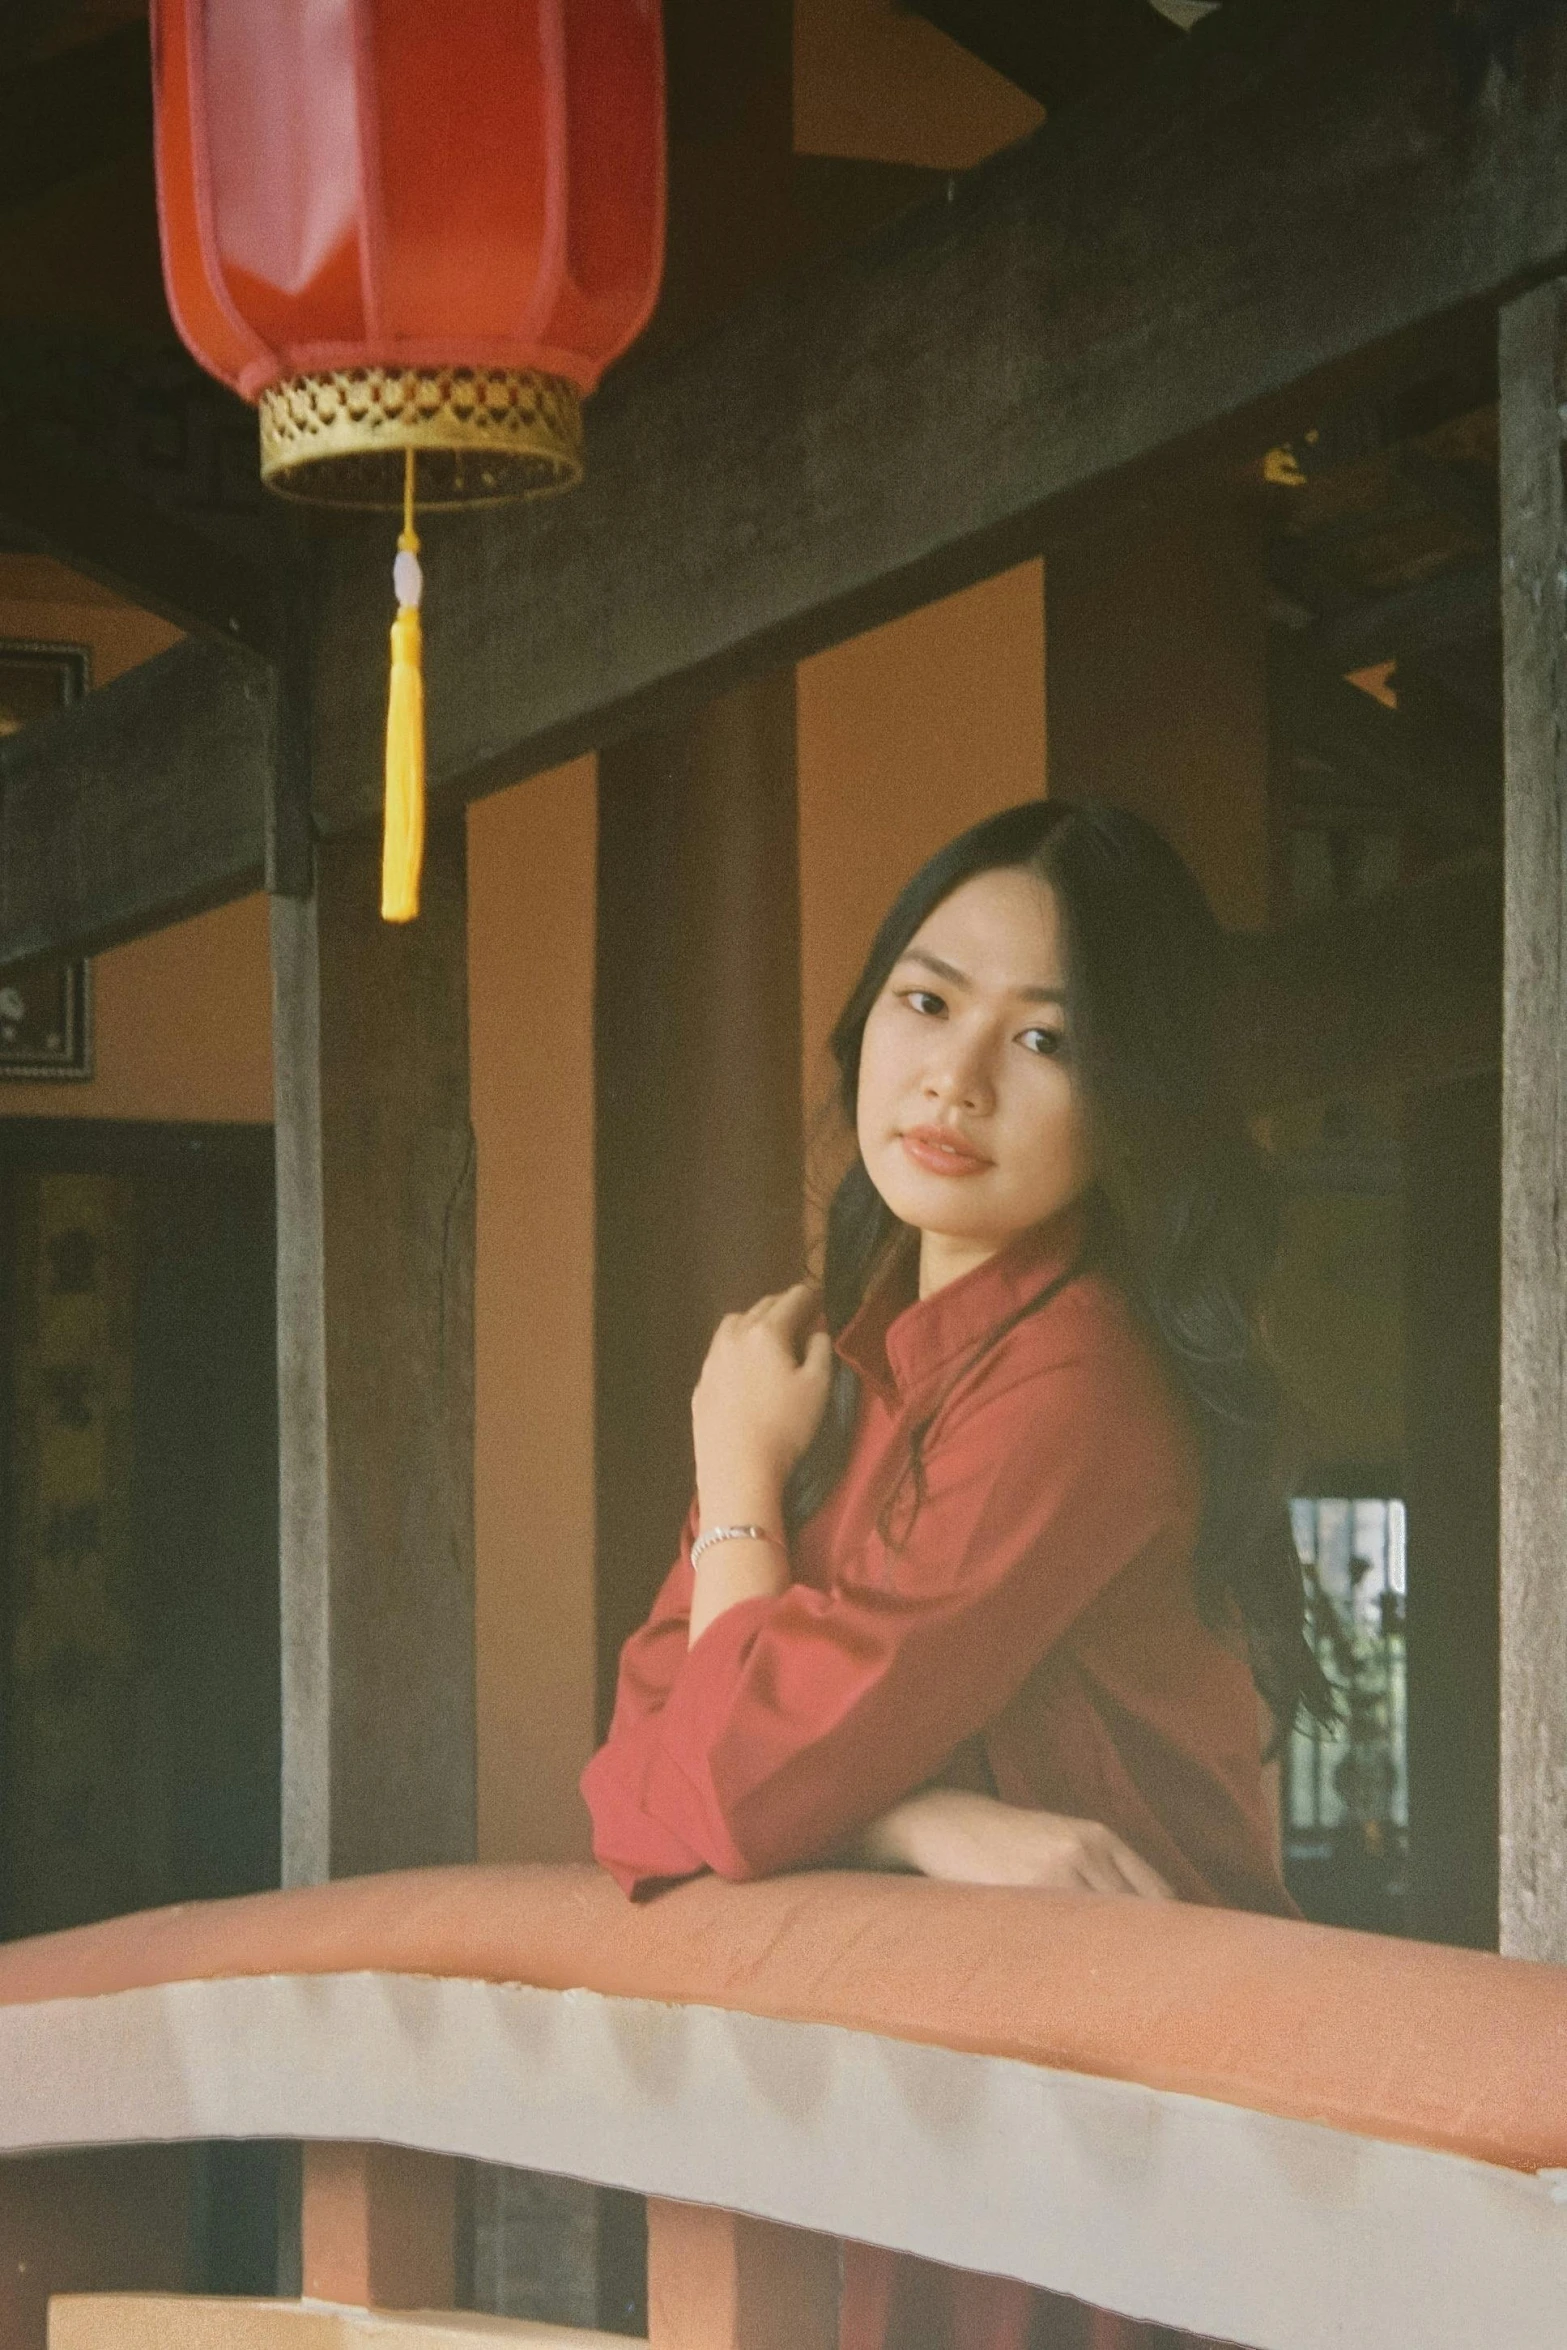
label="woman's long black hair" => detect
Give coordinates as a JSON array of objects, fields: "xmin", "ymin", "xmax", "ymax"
[{"xmin": 783, "ymin": 798, "xmax": 1334, "ymax": 1744}]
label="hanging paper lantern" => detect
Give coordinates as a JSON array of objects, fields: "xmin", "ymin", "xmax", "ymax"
[{"xmin": 150, "ymin": 0, "xmax": 666, "ymax": 917}]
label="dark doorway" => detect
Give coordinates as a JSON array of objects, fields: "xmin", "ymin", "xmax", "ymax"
[{"xmin": 0, "ymin": 1117, "xmax": 282, "ymax": 2293}]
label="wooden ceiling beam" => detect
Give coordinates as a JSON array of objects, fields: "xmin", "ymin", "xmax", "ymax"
[
  {"xmin": 0, "ymin": 23, "xmax": 151, "ymax": 212},
  {"xmin": 304, "ymin": 0, "xmax": 1567, "ymax": 839},
  {"xmin": 0, "ymin": 636, "xmax": 270, "ymax": 966},
  {"xmin": 0, "ymin": 430, "xmax": 283, "ymax": 653},
  {"xmin": 0, "ymin": 323, "xmax": 283, "ymax": 649}
]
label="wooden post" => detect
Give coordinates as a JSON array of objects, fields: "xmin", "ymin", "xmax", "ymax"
[
  {"xmin": 300, "ymin": 2145, "xmax": 458, "ymax": 2312},
  {"xmin": 645, "ymin": 2201, "xmax": 837, "ymax": 2350},
  {"xmin": 270, "ymin": 815, "xmax": 475, "ymax": 2294},
  {"xmin": 594, "ymin": 672, "xmax": 804, "ymax": 1719},
  {"xmin": 1498, "ymin": 281, "xmax": 1567, "ymax": 1963},
  {"xmin": 1403, "ymin": 1075, "xmax": 1501, "ymax": 1952},
  {"xmin": 271, "ymin": 816, "xmax": 476, "ymax": 1885}
]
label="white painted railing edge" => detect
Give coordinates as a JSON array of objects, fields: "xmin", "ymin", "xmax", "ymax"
[{"xmin": 2, "ymin": 1969, "xmax": 1561, "ymax": 2350}]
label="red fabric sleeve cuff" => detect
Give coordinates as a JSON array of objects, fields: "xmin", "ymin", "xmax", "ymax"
[
  {"xmin": 580, "ymin": 1721, "xmax": 711, "ymax": 1896},
  {"xmin": 635, "ymin": 1594, "xmax": 779, "ymax": 1880}
]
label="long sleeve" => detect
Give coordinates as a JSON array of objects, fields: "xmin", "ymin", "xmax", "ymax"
[
  {"xmin": 581, "ymin": 1321, "xmax": 1193, "ymax": 1896},
  {"xmin": 579, "ymin": 1505, "xmax": 714, "ymax": 1890}
]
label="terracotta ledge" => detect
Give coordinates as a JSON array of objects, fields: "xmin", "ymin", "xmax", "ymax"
[
  {"xmin": 0, "ymin": 1862, "xmax": 1562, "ymax": 2174},
  {"xmin": 3, "ymin": 1865, "xmax": 1567, "ymax": 2350}
]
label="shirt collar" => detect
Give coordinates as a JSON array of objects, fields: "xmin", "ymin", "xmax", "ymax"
[{"xmin": 835, "ymin": 1199, "xmax": 1091, "ymax": 1407}]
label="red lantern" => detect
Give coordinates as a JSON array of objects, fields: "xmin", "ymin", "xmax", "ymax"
[{"xmin": 150, "ymin": 0, "xmax": 665, "ymax": 913}]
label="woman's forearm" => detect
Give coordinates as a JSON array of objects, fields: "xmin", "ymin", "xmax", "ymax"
[
  {"xmin": 842, "ymin": 1789, "xmax": 956, "ymax": 1872},
  {"xmin": 840, "ymin": 1807, "xmax": 920, "ymax": 1871},
  {"xmin": 688, "ymin": 1465, "xmax": 789, "ymax": 1646},
  {"xmin": 843, "ymin": 1787, "xmax": 1176, "ymax": 1897}
]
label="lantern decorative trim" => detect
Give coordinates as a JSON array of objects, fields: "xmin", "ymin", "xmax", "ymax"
[{"xmin": 258, "ymin": 367, "xmax": 583, "ymax": 510}]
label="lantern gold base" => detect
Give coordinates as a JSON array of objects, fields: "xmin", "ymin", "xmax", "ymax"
[{"xmin": 259, "ymin": 367, "xmax": 583, "ymax": 507}]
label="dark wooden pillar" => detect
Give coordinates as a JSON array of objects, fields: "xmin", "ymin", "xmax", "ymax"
[
  {"xmin": 270, "ymin": 815, "xmax": 475, "ymax": 2302},
  {"xmin": 271, "ymin": 814, "xmax": 476, "ymax": 1883},
  {"xmin": 1403, "ymin": 1074, "xmax": 1500, "ymax": 1951},
  {"xmin": 1497, "ymin": 281, "xmax": 1567, "ymax": 1962},
  {"xmin": 594, "ymin": 673, "xmax": 804, "ymax": 1720}
]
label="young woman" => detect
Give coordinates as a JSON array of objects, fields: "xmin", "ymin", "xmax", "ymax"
[{"xmin": 581, "ymin": 800, "xmax": 1330, "ymax": 2350}]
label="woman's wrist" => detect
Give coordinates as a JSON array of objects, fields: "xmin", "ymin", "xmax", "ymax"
[
  {"xmin": 847, "ymin": 1805, "xmax": 921, "ymax": 1872},
  {"xmin": 860, "ymin": 1787, "xmax": 972, "ymax": 1872},
  {"xmin": 690, "ymin": 1521, "xmax": 782, "ymax": 1570},
  {"xmin": 688, "ymin": 1525, "xmax": 788, "ymax": 1645},
  {"xmin": 694, "ymin": 1468, "xmax": 787, "ymax": 1542},
  {"xmin": 841, "ymin": 1787, "xmax": 965, "ymax": 1873}
]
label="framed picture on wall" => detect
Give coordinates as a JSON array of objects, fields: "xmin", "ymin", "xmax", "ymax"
[{"xmin": 0, "ymin": 642, "xmax": 92, "ymax": 1081}]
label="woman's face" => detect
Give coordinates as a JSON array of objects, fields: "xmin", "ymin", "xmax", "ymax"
[{"xmin": 856, "ymin": 866, "xmax": 1093, "ymax": 1287}]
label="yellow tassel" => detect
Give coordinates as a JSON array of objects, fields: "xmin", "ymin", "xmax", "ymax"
[{"xmin": 382, "ymin": 447, "xmax": 425, "ymax": 922}]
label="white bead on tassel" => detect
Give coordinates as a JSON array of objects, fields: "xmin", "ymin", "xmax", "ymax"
[{"xmin": 382, "ymin": 448, "xmax": 426, "ymax": 922}]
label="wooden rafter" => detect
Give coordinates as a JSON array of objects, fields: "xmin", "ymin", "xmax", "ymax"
[
  {"xmin": 900, "ymin": 0, "xmax": 1178, "ymax": 110},
  {"xmin": 1311, "ymin": 561, "xmax": 1500, "ymax": 669}
]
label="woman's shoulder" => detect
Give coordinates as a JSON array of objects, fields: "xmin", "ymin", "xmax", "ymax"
[
  {"xmin": 996, "ymin": 1261, "xmax": 1159, "ymax": 1371},
  {"xmin": 960, "ymin": 1266, "xmax": 1190, "ymax": 1452}
]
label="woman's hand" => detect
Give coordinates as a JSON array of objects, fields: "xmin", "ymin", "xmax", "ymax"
[
  {"xmin": 851, "ymin": 1786, "xmax": 1174, "ymax": 1900},
  {"xmin": 692, "ymin": 1282, "xmax": 834, "ymax": 1524},
  {"xmin": 686, "ymin": 1283, "xmax": 833, "ymax": 1648}
]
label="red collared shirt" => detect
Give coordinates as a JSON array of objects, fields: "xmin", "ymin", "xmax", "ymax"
[{"xmin": 582, "ymin": 1206, "xmax": 1290, "ymax": 1915}]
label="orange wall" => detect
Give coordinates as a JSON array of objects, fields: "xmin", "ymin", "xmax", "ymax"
[
  {"xmin": 0, "ymin": 895, "xmax": 273, "ymax": 1125},
  {"xmin": 792, "ymin": 0, "xmax": 1050, "ymax": 1129},
  {"xmin": 0, "ymin": 560, "xmax": 181, "ymax": 685},
  {"xmin": 794, "ymin": 0, "xmax": 1043, "ymax": 167},
  {"xmin": 797, "ymin": 561, "xmax": 1046, "ymax": 1106}
]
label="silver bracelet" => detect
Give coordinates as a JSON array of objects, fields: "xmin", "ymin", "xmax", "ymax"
[{"xmin": 690, "ymin": 1522, "xmax": 782, "ymax": 1570}]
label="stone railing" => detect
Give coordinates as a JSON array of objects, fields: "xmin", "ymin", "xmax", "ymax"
[{"xmin": 1, "ymin": 1863, "xmax": 1565, "ymax": 2350}]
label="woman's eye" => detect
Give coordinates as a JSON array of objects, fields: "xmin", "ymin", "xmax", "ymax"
[
  {"xmin": 901, "ymin": 988, "xmax": 945, "ymax": 1017},
  {"xmin": 1019, "ymin": 1026, "xmax": 1067, "ymax": 1058}
]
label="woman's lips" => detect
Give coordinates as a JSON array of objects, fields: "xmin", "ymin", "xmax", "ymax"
[{"xmin": 899, "ymin": 1126, "xmax": 992, "ymax": 1176}]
